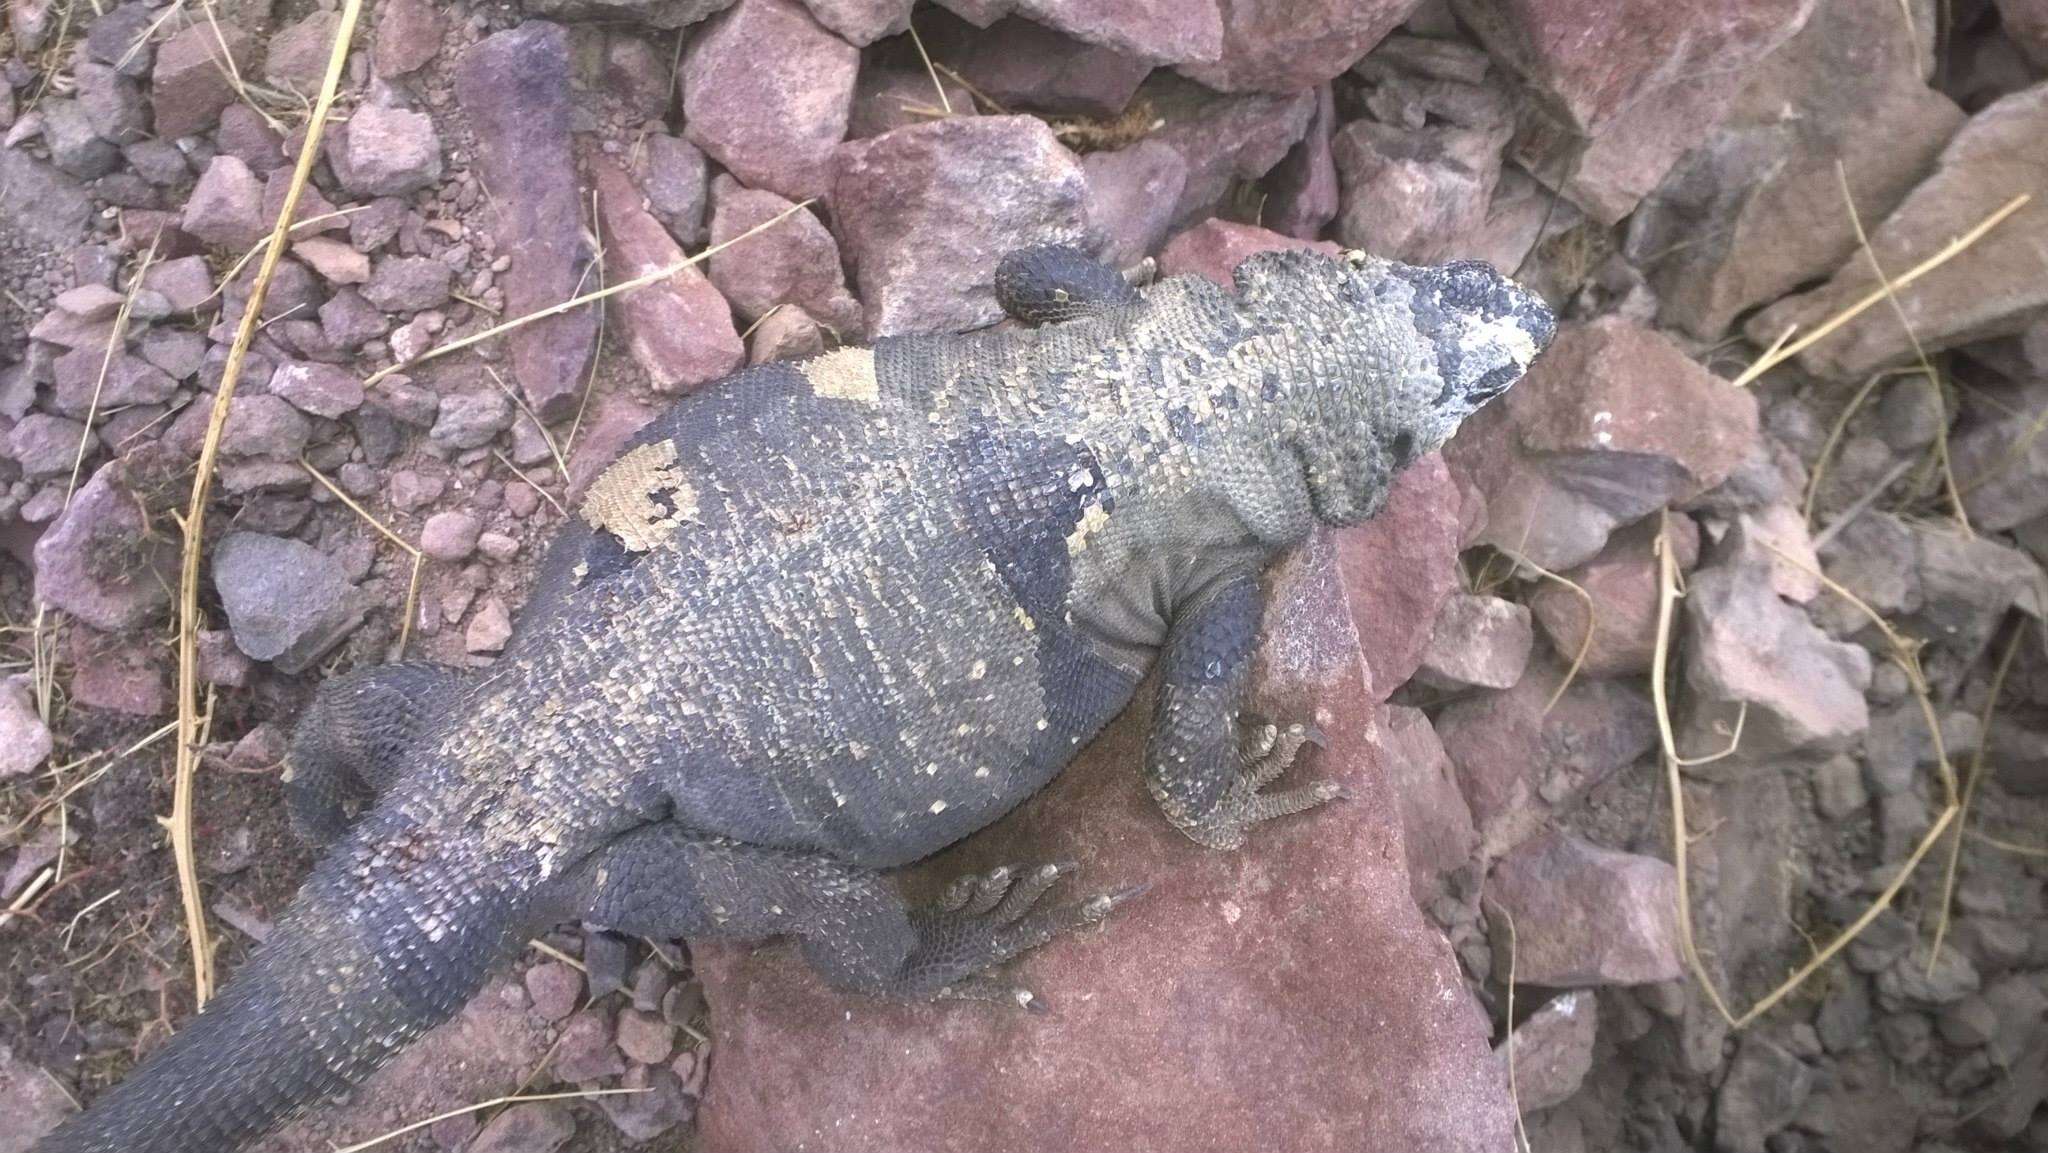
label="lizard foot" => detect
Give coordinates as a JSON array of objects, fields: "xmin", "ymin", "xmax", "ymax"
[
  {"xmin": 902, "ymin": 862, "xmax": 1145, "ymax": 1009},
  {"xmin": 1186, "ymin": 720, "xmax": 1344, "ymax": 852}
]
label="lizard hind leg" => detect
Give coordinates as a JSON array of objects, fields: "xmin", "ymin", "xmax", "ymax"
[{"xmin": 285, "ymin": 661, "xmax": 463, "ymax": 845}]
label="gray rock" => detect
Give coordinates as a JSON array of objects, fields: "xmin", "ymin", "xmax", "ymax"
[
  {"xmin": 1714, "ymin": 1037, "xmax": 1813, "ymax": 1153},
  {"xmin": 1414, "ymin": 593, "xmax": 1532, "ymax": 691},
  {"xmin": 706, "ymin": 176, "xmax": 862, "ymax": 336},
  {"xmin": 211, "ymin": 532, "xmax": 365, "ymax": 674},
  {"xmin": 468, "ymin": 1101, "xmax": 575, "ymax": 1153},
  {"xmin": 420, "ymin": 510, "xmax": 482, "ymax": 562},
  {"xmin": 32, "ymin": 461, "xmax": 175, "ymax": 630},
  {"xmin": 0, "ymin": 1042, "xmax": 75, "ymax": 1153},
  {"xmin": 152, "ymin": 22, "xmax": 252, "ymax": 138},
  {"xmin": 40, "ymin": 98, "xmax": 121, "ymax": 179},
  {"xmin": 9, "ymin": 414, "xmax": 96, "ymax": 479},
  {"xmin": 1082, "ymin": 139, "xmax": 1187, "ymax": 269},
  {"xmin": 362, "ymin": 256, "xmax": 453, "ymax": 313},
  {"xmin": 1486, "ymin": 831, "xmax": 1683, "ymax": 986},
  {"xmin": 220, "ymin": 394, "xmax": 312, "ymax": 460},
  {"xmin": 643, "ymin": 133, "xmax": 710, "ymax": 248},
  {"xmin": 430, "ymin": 388, "xmax": 514, "ymax": 449},
  {"xmin": 0, "ymin": 675, "xmax": 53, "ymax": 780},
  {"xmin": 1497, "ymin": 990, "xmax": 1595, "ymax": 1112},
  {"xmin": 268, "ymin": 360, "xmax": 366, "ymax": 418},
  {"xmin": 331, "ymin": 103, "xmax": 443, "ymax": 198}
]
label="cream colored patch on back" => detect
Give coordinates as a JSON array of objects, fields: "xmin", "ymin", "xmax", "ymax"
[
  {"xmin": 580, "ymin": 440, "xmax": 698, "ymax": 552},
  {"xmin": 1064, "ymin": 502, "xmax": 1111, "ymax": 555},
  {"xmin": 802, "ymin": 347, "xmax": 879, "ymax": 405}
]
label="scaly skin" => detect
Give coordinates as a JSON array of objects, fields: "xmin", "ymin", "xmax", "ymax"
[{"xmin": 36, "ymin": 245, "xmax": 1552, "ymax": 1153}]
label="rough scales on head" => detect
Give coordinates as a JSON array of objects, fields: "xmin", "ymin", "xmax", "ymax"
[{"xmin": 35, "ymin": 243, "xmax": 1552, "ymax": 1153}]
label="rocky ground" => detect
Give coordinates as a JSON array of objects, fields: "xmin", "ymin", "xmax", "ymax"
[{"xmin": 1, "ymin": 0, "xmax": 2046, "ymax": 1150}]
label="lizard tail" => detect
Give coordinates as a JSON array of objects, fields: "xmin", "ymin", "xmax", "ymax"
[{"xmin": 33, "ymin": 818, "xmax": 527, "ymax": 1153}]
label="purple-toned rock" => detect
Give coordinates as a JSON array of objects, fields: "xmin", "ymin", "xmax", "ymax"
[
  {"xmin": 467, "ymin": 1102, "xmax": 574, "ymax": 1153},
  {"xmin": 1333, "ymin": 117, "xmax": 1508, "ymax": 264},
  {"xmin": 1682, "ymin": 557, "xmax": 1871, "ymax": 757},
  {"xmin": 1179, "ymin": 0, "xmax": 1415, "ymax": 92},
  {"xmin": 216, "ymin": 104, "xmax": 286, "ymax": 174},
  {"xmin": 695, "ymin": 532, "xmax": 1516, "ymax": 1153},
  {"xmin": 1486, "ymin": 831, "xmax": 1683, "ymax": 986},
  {"xmin": 291, "ymin": 237, "xmax": 369, "ymax": 285},
  {"xmin": 603, "ymin": 32, "xmax": 673, "ymax": 118},
  {"xmin": 706, "ymin": 177, "xmax": 863, "ymax": 337},
  {"xmin": 1715, "ymin": 1037, "xmax": 1815, "ymax": 1153},
  {"xmin": 211, "ymin": 532, "xmax": 364, "ymax": 674},
  {"xmin": 420, "ymin": 510, "xmax": 482, "ymax": 562},
  {"xmin": 596, "ymin": 1066, "xmax": 694, "ymax": 1141},
  {"xmin": 269, "ymin": 360, "xmax": 365, "ymax": 418},
  {"xmin": 567, "ymin": 395, "xmax": 659, "ymax": 503},
  {"xmin": 8, "ymin": 415, "xmax": 94, "ymax": 480},
  {"xmin": 1145, "ymin": 75, "xmax": 1316, "ymax": 227},
  {"xmin": 617, "ymin": 1008, "xmax": 676, "ymax": 1065},
  {"xmin": 0, "ymin": 676, "xmax": 52, "ymax": 780},
  {"xmin": 1529, "ymin": 513, "xmax": 1701, "ymax": 677},
  {"xmin": 797, "ymin": 0, "xmax": 913, "ymax": 44},
  {"xmin": 33, "ymin": 460, "xmax": 176, "ymax": 630},
  {"xmin": 69, "ymin": 638, "xmax": 167, "ymax": 716},
  {"xmin": 265, "ymin": 10, "xmax": 340, "ymax": 95},
  {"xmin": 1155, "ymin": 218, "xmax": 1339, "ymax": 287},
  {"xmin": 1630, "ymin": 0, "xmax": 1963, "ymax": 338},
  {"xmin": 643, "ymin": 134, "xmax": 710, "ymax": 248},
  {"xmin": 1335, "ymin": 454, "xmax": 1463, "ymax": 701},
  {"xmin": 330, "ymin": 103, "xmax": 443, "ymax": 199},
  {"xmin": 1260, "ymin": 83, "xmax": 1338, "ymax": 241},
  {"xmin": 152, "ymin": 22, "xmax": 253, "ymax": 138},
  {"xmin": 682, "ymin": 0, "xmax": 859, "ymax": 201},
  {"xmin": 932, "ymin": 14, "xmax": 1152, "ymax": 116},
  {"xmin": 75, "ymin": 61, "xmax": 148, "ymax": 145},
  {"xmin": 1414, "ymin": 593, "xmax": 1532, "ymax": 692},
  {"xmin": 143, "ymin": 255, "xmax": 218, "ymax": 313},
  {"xmin": 524, "ymin": 961, "xmax": 584, "ymax": 1022},
  {"xmin": 466, "ymin": 598, "xmax": 514, "ymax": 655},
  {"xmin": 51, "ymin": 349, "xmax": 177, "ymax": 418},
  {"xmin": 220, "ymin": 394, "xmax": 313, "ymax": 460},
  {"xmin": 2003, "ymin": 0, "xmax": 2048, "ymax": 67},
  {"xmin": 845, "ymin": 67, "xmax": 976, "ymax": 139},
  {"xmin": 1444, "ymin": 317, "xmax": 1760, "ymax": 571},
  {"xmin": 42, "ymin": 98, "xmax": 122, "ymax": 179},
  {"xmin": 1498, "ymin": 990, "xmax": 1596, "ymax": 1112},
  {"xmin": 430, "ymin": 386, "xmax": 515, "ymax": 450},
  {"xmin": 552, "ymin": 1008, "xmax": 627, "ymax": 1083},
  {"xmin": 748, "ymin": 306, "xmax": 826, "ymax": 363},
  {"xmin": 1747, "ymin": 83, "xmax": 2048, "ymax": 380},
  {"xmin": 458, "ymin": 22, "xmax": 597, "ymax": 421},
  {"xmin": 1082, "ymin": 140, "xmax": 1187, "ymax": 268},
  {"xmin": 182, "ymin": 155, "xmax": 267, "ymax": 250},
  {"xmin": 1436, "ymin": 661, "xmax": 1658, "ymax": 857},
  {"xmin": 0, "ymin": 1043, "xmax": 74, "ymax": 1149},
  {"xmin": 362, "ymin": 256, "xmax": 452, "ymax": 314},
  {"xmin": 1372, "ymin": 704, "xmax": 1478, "ymax": 909},
  {"xmin": 1954, "ymin": 414, "xmax": 2048, "ymax": 531},
  {"xmin": 373, "ymin": 0, "xmax": 444, "ymax": 77},
  {"xmin": 593, "ymin": 161, "xmax": 745, "ymax": 393},
  {"xmin": 831, "ymin": 116, "xmax": 1089, "ymax": 336}
]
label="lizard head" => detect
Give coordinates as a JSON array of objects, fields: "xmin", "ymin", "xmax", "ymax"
[{"xmin": 1230, "ymin": 248, "xmax": 1555, "ymax": 525}]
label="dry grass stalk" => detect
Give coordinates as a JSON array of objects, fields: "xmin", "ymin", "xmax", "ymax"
[
  {"xmin": 364, "ymin": 199, "xmax": 816, "ymax": 387},
  {"xmin": 1731, "ymin": 192, "xmax": 2030, "ymax": 388},
  {"xmin": 67, "ymin": 239, "xmax": 161, "ymax": 505},
  {"xmin": 170, "ymin": 0, "xmax": 364, "ymax": 1006},
  {"xmin": 1802, "ymin": 368, "xmax": 1901, "ymax": 528},
  {"xmin": 1493, "ymin": 546, "xmax": 1596, "ymax": 713},
  {"xmin": 905, "ymin": 18, "xmax": 952, "ymax": 116},
  {"xmin": 329, "ymin": 1088, "xmax": 646, "ymax": 1153},
  {"xmin": 300, "ymin": 460, "xmax": 426, "ymax": 657},
  {"xmin": 1488, "ymin": 898, "xmax": 1533, "ymax": 1153},
  {"xmin": 1928, "ymin": 620, "xmax": 2026, "ymax": 967}
]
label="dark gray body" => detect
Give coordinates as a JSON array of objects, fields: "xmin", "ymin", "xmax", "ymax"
[{"xmin": 37, "ymin": 246, "xmax": 1553, "ymax": 1153}]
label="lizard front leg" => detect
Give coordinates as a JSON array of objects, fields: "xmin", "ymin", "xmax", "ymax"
[
  {"xmin": 1146, "ymin": 573, "xmax": 1340, "ymax": 850},
  {"xmin": 284, "ymin": 662, "xmax": 462, "ymax": 845},
  {"xmin": 547, "ymin": 824, "xmax": 1139, "ymax": 1007}
]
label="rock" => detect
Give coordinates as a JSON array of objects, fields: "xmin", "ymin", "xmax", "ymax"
[
  {"xmin": 217, "ymin": 394, "xmax": 312, "ymax": 460},
  {"xmin": 1939, "ymin": 995, "xmax": 2000, "ymax": 1048},
  {"xmin": 466, "ymin": 597, "xmax": 514, "ymax": 654},
  {"xmin": 211, "ymin": 532, "xmax": 365, "ymax": 674},
  {"xmin": 1747, "ymin": 83, "xmax": 2048, "ymax": 379},
  {"xmin": 932, "ymin": 14, "xmax": 1152, "ymax": 116},
  {"xmin": 552, "ymin": 1008, "xmax": 626, "ymax": 1083},
  {"xmin": 1414, "ymin": 593, "xmax": 1532, "ymax": 691},
  {"xmin": 706, "ymin": 177, "xmax": 862, "ymax": 337},
  {"xmin": 596, "ymin": 1065, "xmax": 693, "ymax": 1141},
  {"xmin": 525, "ymin": 961, "xmax": 584, "ymax": 1022},
  {"xmin": 420, "ymin": 511, "xmax": 482, "ymax": 562},
  {"xmin": 1180, "ymin": 0, "xmax": 1414, "ymax": 92},
  {"xmin": 1811, "ymin": 755, "xmax": 1868, "ymax": 820},
  {"xmin": 1083, "ymin": 140, "xmax": 1189, "ymax": 268},
  {"xmin": 1485, "ymin": 831, "xmax": 1683, "ymax": 986},
  {"xmin": 1334, "ymin": 453, "xmax": 1464, "ymax": 701},
  {"xmin": 682, "ymin": 0, "xmax": 859, "ymax": 201},
  {"xmin": 982, "ymin": 0, "xmax": 1220, "ymax": 66},
  {"xmin": 1682, "ymin": 557, "xmax": 1871, "ymax": 757},
  {"xmin": 458, "ymin": 22, "xmax": 597, "ymax": 422},
  {"xmin": 566, "ymin": 395, "xmax": 659, "ymax": 503},
  {"xmin": 9, "ymin": 414, "xmax": 96, "ymax": 478},
  {"xmin": 1145, "ymin": 74, "xmax": 1317, "ymax": 227},
  {"xmin": 1435, "ymin": 661, "xmax": 1658, "ymax": 857},
  {"xmin": 1332, "ymin": 115, "xmax": 1508, "ymax": 264},
  {"xmin": 797, "ymin": 0, "xmax": 914, "ymax": 44},
  {"xmin": 1155, "ymin": 218, "xmax": 1339, "ymax": 287},
  {"xmin": 265, "ymin": 10, "xmax": 340, "ymax": 94},
  {"xmin": 84, "ymin": 3, "xmax": 158, "ymax": 76},
  {"xmin": 1715, "ymin": 1037, "xmax": 1814, "ymax": 1153},
  {"xmin": 1261, "ymin": 83, "xmax": 1338, "ymax": 241},
  {"xmin": 1500, "ymin": 990, "xmax": 1596, "ymax": 1112},
  {"xmin": 1529, "ymin": 514, "xmax": 1701, "ymax": 677},
  {"xmin": 152, "ymin": 21, "xmax": 253, "ymax": 138},
  {"xmin": 331, "ymin": 103, "xmax": 443, "ymax": 199},
  {"xmin": 373, "ymin": 0, "xmax": 445, "ymax": 78},
  {"xmin": 430, "ymin": 387, "xmax": 515, "ymax": 450},
  {"xmin": 694, "ymin": 532, "xmax": 1517, "ymax": 1153},
  {"xmin": 1719, "ymin": 503, "xmax": 1821, "ymax": 605},
  {"xmin": 592, "ymin": 160, "xmax": 746, "ymax": 393},
  {"xmin": 0, "ymin": 675, "xmax": 52, "ymax": 779},
  {"xmin": 181, "ymin": 155, "xmax": 267, "ymax": 250},
  {"xmin": 582, "ymin": 931, "xmax": 635, "ymax": 1000},
  {"xmin": 1909, "ymin": 520, "xmax": 2038, "ymax": 673},
  {"xmin": 143, "ymin": 255, "xmax": 217, "ymax": 313},
  {"xmin": 269, "ymin": 360, "xmax": 365, "ymax": 417},
  {"xmin": 1444, "ymin": 317, "xmax": 1761, "ymax": 571},
  {"xmin": 33, "ymin": 461, "xmax": 175, "ymax": 631},
  {"xmin": 616, "ymin": 1008, "xmax": 676, "ymax": 1065},
  {"xmin": 0, "ymin": 1043, "xmax": 74, "ymax": 1153},
  {"xmin": 1373, "ymin": 704, "xmax": 1478, "ymax": 909},
  {"xmin": 1953, "ymin": 412, "xmax": 2048, "ymax": 531},
  {"xmin": 1630, "ymin": 0, "xmax": 1962, "ymax": 338},
  {"xmin": 832, "ymin": 116, "xmax": 1089, "ymax": 337},
  {"xmin": 70, "ymin": 638, "xmax": 167, "ymax": 716},
  {"xmin": 75, "ymin": 61, "xmax": 148, "ymax": 146},
  {"xmin": 216, "ymin": 104, "xmax": 286, "ymax": 174},
  {"xmin": 321, "ymin": 289, "xmax": 388, "ymax": 350},
  {"xmin": 467, "ymin": 1101, "xmax": 574, "ymax": 1153},
  {"xmin": 0, "ymin": 150, "xmax": 91, "ymax": 247},
  {"xmin": 1816, "ymin": 974, "xmax": 1873, "ymax": 1052},
  {"xmin": 643, "ymin": 133, "xmax": 710, "ymax": 247},
  {"xmin": 1875, "ymin": 945, "xmax": 1979, "ymax": 1006},
  {"xmin": 362, "ymin": 256, "xmax": 452, "ymax": 314},
  {"xmin": 748, "ymin": 306, "xmax": 825, "ymax": 363},
  {"xmin": 291, "ymin": 236, "xmax": 370, "ymax": 285}
]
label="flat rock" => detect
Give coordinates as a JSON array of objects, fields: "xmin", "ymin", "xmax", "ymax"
[
  {"xmin": 1414, "ymin": 592, "xmax": 1532, "ymax": 691},
  {"xmin": 152, "ymin": 21, "xmax": 253, "ymax": 139},
  {"xmin": 211, "ymin": 533, "xmax": 363, "ymax": 674},
  {"xmin": 695, "ymin": 532, "xmax": 1516, "ymax": 1153},
  {"xmin": 682, "ymin": 0, "xmax": 859, "ymax": 201},
  {"xmin": 1486, "ymin": 830, "xmax": 1683, "ymax": 986},
  {"xmin": 1715, "ymin": 1036, "xmax": 1813, "ymax": 1153},
  {"xmin": 1334, "ymin": 453, "xmax": 1464, "ymax": 701},
  {"xmin": 642, "ymin": 133, "xmax": 710, "ymax": 247},
  {"xmin": 362, "ymin": 256, "xmax": 453, "ymax": 314},
  {"xmin": 330, "ymin": 103, "xmax": 443, "ymax": 199},
  {"xmin": 269, "ymin": 359, "xmax": 365, "ymax": 417},
  {"xmin": 1372, "ymin": 704, "xmax": 1479, "ymax": 909},
  {"xmin": 1747, "ymin": 82, "xmax": 2048, "ymax": 380},
  {"xmin": 1682, "ymin": 556, "xmax": 1871, "ymax": 758},
  {"xmin": 706, "ymin": 176, "xmax": 862, "ymax": 337},
  {"xmin": 457, "ymin": 22, "xmax": 597, "ymax": 421},
  {"xmin": 1179, "ymin": 0, "xmax": 1414, "ymax": 92},
  {"xmin": 928, "ymin": 13, "xmax": 1151, "ymax": 117},
  {"xmin": 1444, "ymin": 316, "xmax": 1760, "ymax": 571},
  {"xmin": 8, "ymin": 414, "xmax": 95, "ymax": 479},
  {"xmin": 1630, "ymin": 0, "xmax": 1962, "ymax": 338},
  {"xmin": 1499, "ymin": 990, "xmax": 1597, "ymax": 1113},
  {"xmin": 1082, "ymin": 139, "xmax": 1187, "ymax": 269},
  {"xmin": 373, "ymin": 0, "xmax": 445, "ymax": 77},
  {"xmin": 831, "ymin": 115, "xmax": 1089, "ymax": 336},
  {"xmin": 592, "ymin": 160, "xmax": 746, "ymax": 393},
  {"xmin": 33, "ymin": 460, "xmax": 176, "ymax": 631}
]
